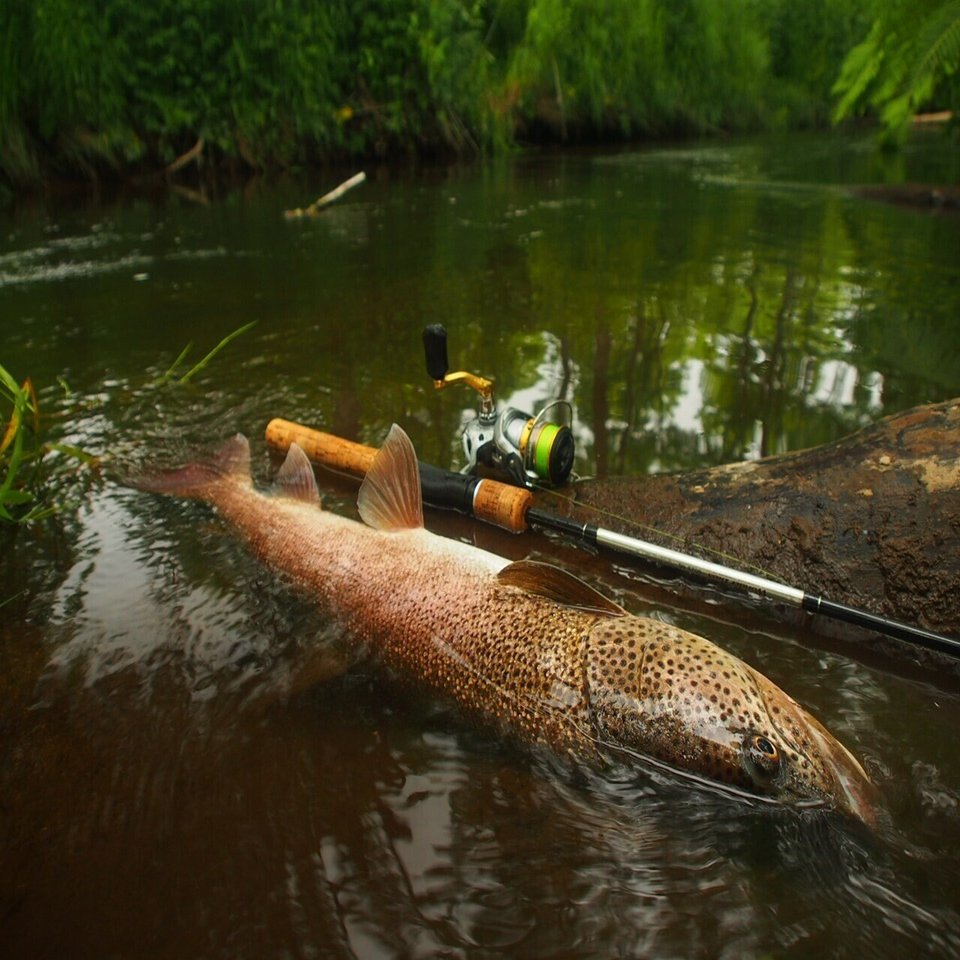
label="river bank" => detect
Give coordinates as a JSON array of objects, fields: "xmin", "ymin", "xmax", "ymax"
[{"xmin": 0, "ymin": 0, "xmax": 898, "ymax": 197}]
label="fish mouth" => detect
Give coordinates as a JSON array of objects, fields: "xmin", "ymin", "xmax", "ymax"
[
  {"xmin": 803, "ymin": 719, "xmax": 878, "ymax": 827},
  {"xmin": 753, "ymin": 675, "xmax": 878, "ymax": 827}
]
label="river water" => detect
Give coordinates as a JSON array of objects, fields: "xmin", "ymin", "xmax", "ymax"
[{"xmin": 2, "ymin": 132, "xmax": 960, "ymax": 958}]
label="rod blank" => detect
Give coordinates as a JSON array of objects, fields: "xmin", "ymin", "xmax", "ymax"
[{"xmin": 528, "ymin": 508, "xmax": 960, "ymax": 658}]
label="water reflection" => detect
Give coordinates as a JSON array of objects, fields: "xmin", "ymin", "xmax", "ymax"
[
  {"xmin": 4, "ymin": 138, "xmax": 958, "ymax": 478},
  {"xmin": 8, "ymin": 649, "xmax": 960, "ymax": 958}
]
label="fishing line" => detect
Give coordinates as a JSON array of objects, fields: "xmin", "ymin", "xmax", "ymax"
[{"xmin": 530, "ymin": 480, "xmax": 787, "ymax": 585}]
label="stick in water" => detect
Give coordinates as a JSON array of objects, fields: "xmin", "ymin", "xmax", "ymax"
[{"xmin": 284, "ymin": 172, "xmax": 367, "ymax": 219}]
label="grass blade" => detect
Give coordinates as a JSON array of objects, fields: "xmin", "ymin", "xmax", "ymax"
[
  {"xmin": 178, "ymin": 321, "xmax": 256, "ymax": 384},
  {"xmin": 156, "ymin": 341, "xmax": 194, "ymax": 385}
]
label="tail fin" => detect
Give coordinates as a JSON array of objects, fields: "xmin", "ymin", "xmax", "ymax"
[{"xmin": 133, "ymin": 434, "xmax": 251, "ymax": 500}]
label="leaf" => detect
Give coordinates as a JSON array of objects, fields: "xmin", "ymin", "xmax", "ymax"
[
  {"xmin": 833, "ymin": 1, "xmax": 960, "ymax": 140},
  {"xmin": 910, "ymin": 0, "xmax": 960, "ymax": 89},
  {"xmin": 156, "ymin": 341, "xmax": 193, "ymax": 385},
  {"xmin": 0, "ymin": 402, "xmax": 21, "ymax": 457}
]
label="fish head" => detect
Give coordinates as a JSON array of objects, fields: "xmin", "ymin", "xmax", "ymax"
[
  {"xmin": 730, "ymin": 663, "xmax": 878, "ymax": 824},
  {"xmin": 586, "ymin": 617, "xmax": 877, "ymax": 824}
]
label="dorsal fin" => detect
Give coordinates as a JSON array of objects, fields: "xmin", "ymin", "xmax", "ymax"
[
  {"xmin": 274, "ymin": 443, "xmax": 321, "ymax": 504},
  {"xmin": 497, "ymin": 559, "xmax": 627, "ymax": 616},
  {"xmin": 357, "ymin": 424, "xmax": 423, "ymax": 531}
]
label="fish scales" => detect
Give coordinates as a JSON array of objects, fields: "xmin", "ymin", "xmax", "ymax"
[
  {"xmin": 214, "ymin": 482, "xmax": 600, "ymax": 754},
  {"xmin": 137, "ymin": 424, "xmax": 877, "ymax": 824}
]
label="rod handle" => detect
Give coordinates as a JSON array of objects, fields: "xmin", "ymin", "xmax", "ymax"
[
  {"xmin": 472, "ymin": 477, "xmax": 533, "ymax": 534},
  {"xmin": 264, "ymin": 418, "xmax": 532, "ymax": 533},
  {"xmin": 266, "ymin": 418, "xmax": 375, "ymax": 476}
]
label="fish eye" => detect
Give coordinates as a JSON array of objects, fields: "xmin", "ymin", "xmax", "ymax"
[
  {"xmin": 753, "ymin": 735, "xmax": 778, "ymax": 760},
  {"xmin": 743, "ymin": 733, "xmax": 782, "ymax": 784}
]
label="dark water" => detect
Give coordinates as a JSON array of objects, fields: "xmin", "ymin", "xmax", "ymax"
[{"xmin": 2, "ymin": 132, "xmax": 960, "ymax": 958}]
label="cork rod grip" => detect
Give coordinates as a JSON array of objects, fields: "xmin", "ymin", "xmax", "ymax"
[
  {"xmin": 472, "ymin": 480, "xmax": 533, "ymax": 533},
  {"xmin": 264, "ymin": 418, "xmax": 532, "ymax": 533},
  {"xmin": 266, "ymin": 418, "xmax": 376, "ymax": 476}
]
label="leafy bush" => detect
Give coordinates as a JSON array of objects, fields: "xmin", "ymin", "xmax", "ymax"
[
  {"xmin": 833, "ymin": 0, "xmax": 960, "ymax": 144},
  {"xmin": 0, "ymin": 365, "xmax": 93, "ymax": 523},
  {"xmin": 0, "ymin": 0, "xmax": 945, "ymax": 184}
]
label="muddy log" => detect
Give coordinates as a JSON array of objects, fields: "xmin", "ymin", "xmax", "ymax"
[
  {"xmin": 548, "ymin": 399, "xmax": 960, "ymax": 645},
  {"xmin": 850, "ymin": 183, "xmax": 960, "ymax": 213}
]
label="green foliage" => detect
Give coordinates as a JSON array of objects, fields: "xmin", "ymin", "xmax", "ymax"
[
  {"xmin": 0, "ymin": 0, "xmax": 943, "ymax": 182},
  {"xmin": 345, "ymin": 0, "xmax": 496, "ymax": 154},
  {"xmin": 0, "ymin": 0, "xmax": 508, "ymax": 179},
  {"xmin": 833, "ymin": 0, "xmax": 960, "ymax": 144},
  {"xmin": 505, "ymin": 0, "xmax": 773, "ymax": 138},
  {"xmin": 0, "ymin": 366, "xmax": 40, "ymax": 521},
  {"xmin": 157, "ymin": 321, "xmax": 258, "ymax": 386},
  {"xmin": 505, "ymin": 0, "xmax": 667, "ymax": 136},
  {"xmin": 0, "ymin": 320, "xmax": 255, "ymax": 522},
  {"xmin": 102, "ymin": 0, "xmax": 351, "ymax": 166},
  {"xmin": 761, "ymin": 0, "xmax": 871, "ymax": 127},
  {"xmin": 0, "ymin": 0, "xmax": 127, "ymax": 177},
  {"xmin": 0, "ymin": 364, "xmax": 94, "ymax": 523},
  {"xmin": 657, "ymin": 0, "xmax": 769, "ymax": 132}
]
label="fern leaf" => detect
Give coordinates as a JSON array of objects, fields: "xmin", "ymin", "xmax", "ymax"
[{"xmin": 910, "ymin": 0, "xmax": 960, "ymax": 88}]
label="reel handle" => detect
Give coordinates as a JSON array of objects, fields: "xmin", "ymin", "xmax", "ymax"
[
  {"xmin": 423, "ymin": 324, "xmax": 449, "ymax": 382},
  {"xmin": 265, "ymin": 418, "xmax": 532, "ymax": 533}
]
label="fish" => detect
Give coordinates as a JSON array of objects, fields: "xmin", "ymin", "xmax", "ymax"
[{"xmin": 138, "ymin": 423, "xmax": 877, "ymax": 824}]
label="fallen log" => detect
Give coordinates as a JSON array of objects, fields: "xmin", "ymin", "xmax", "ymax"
[
  {"xmin": 549, "ymin": 398, "xmax": 960, "ymax": 644},
  {"xmin": 851, "ymin": 183, "xmax": 960, "ymax": 212}
]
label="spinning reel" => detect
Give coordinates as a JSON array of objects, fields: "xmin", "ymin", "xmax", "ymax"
[{"xmin": 422, "ymin": 324, "xmax": 575, "ymax": 488}]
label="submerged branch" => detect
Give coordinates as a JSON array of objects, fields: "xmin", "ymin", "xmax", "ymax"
[
  {"xmin": 165, "ymin": 137, "xmax": 205, "ymax": 177},
  {"xmin": 284, "ymin": 172, "xmax": 367, "ymax": 219}
]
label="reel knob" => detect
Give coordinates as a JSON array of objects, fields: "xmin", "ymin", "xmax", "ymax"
[{"xmin": 423, "ymin": 324, "xmax": 449, "ymax": 382}]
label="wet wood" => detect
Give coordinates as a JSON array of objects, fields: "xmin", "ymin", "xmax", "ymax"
[
  {"xmin": 164, "ymin": 136, "xmax": 205, "ymax": 176},
  {"xmin": 284, "ymin": 171, "xmax": 366, "ymax": 219},
  {"xmin": 851, "ymin": 183, "xmax": 960, "ymax": 212},
  {"xmin": 547, "ymin": 398, "xmax": 960, "ymax": 644}
]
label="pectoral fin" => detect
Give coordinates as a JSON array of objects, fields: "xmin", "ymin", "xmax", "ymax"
[{"xmin": 497, "ymin": 559, "xmax": 626, "ymax": 616}]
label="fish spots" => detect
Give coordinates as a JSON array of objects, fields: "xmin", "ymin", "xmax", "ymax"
[
  {"xmin": 180, "ymin": 430, "xmax": 876, "ymax": 819},
  {"xmin": 579, "ymin": 612, "xmax": 868, "ymax": 806}
]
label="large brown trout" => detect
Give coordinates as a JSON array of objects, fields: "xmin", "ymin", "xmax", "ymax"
[{"xmin": 141, "ymin": 424, "xmax": 876, "ymax": 823}]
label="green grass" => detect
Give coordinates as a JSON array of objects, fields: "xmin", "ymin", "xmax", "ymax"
[
  {"xmin": 157, "ymin": 320, "xmax": 257, "ymax": 385},
  {"xmin": 2, "ymin": 322, "xmax": 255, "ymax": 523},
  {"xmin": 1, "ymin": 364, "xmax": 52, "ymax": 522},
  {"xmin": 1, "ymin": 363, "xmax": 93, "ymax": 523}
]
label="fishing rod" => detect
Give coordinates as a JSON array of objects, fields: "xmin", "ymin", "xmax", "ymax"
[{"xmin": 264, "ymin": 416, "xmax": 960, "ymax": 660}]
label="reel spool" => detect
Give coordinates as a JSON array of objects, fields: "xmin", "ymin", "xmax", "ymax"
[{"xmin": 422, "ymin": 324, "xmax": 575, "ymax": 488}]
